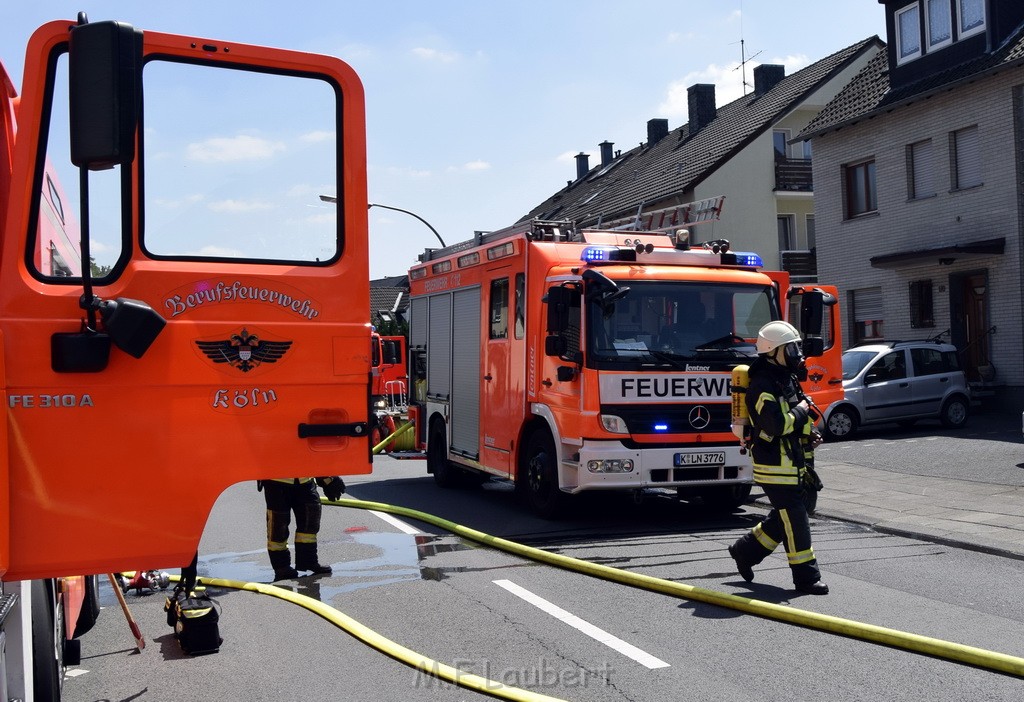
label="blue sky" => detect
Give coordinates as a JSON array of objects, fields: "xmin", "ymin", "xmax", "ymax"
[{"xmin": 2, "ymin": 1, "xmax": 885, "ymax": 279}]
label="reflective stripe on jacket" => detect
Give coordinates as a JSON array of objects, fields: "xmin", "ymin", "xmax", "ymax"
[{"xmin": 746, "ymin": 358, "xmax": 810, "ymax": 487}]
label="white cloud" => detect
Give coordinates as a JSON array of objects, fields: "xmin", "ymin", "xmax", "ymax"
[
  {"xmin": 207, "ymin": 199, "xmax": 273, "ymax": 213},
  {"xmin": 300, "ymin": 130, "xmax": 335, "ymax": 143},
  {"xmin": 153, "ymin": 194, "xmax": 205, "ymax": 209},
  {"xmin": 412, "ymin": 47, "xmax": 459, "ymax": 63},
  {"xmin": 186, "ymin": 135, "xmax": 286, "ymax": 163},
  {"xmin": 446, "ymin": 160, "xmax": 491, "ymax": 173}
]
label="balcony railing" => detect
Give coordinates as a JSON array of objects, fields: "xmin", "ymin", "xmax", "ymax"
[
  {"xmin": 780, "ymin": 250, "xmax": 817, "ymax": 282},
  {"xmin": 775, "ymin": 157, "xmax": 813, "ymax": 192}
]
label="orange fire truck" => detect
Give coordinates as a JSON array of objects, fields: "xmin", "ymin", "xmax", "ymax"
[
  {"xmin": 2, "ymin": 15, "xmax": 370, "ymax": 699},
  {"xmin": 407, "ymin": 212, "xmax": 842, "ymax": 518},
  {"xmin": 370, "ymin": 331, "xmax": 409, "ymax": 450}
]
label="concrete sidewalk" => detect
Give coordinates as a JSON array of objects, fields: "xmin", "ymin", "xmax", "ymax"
[{"xmin": 753, "ymin": 460, "xmax": 1024, "ymax": 560}]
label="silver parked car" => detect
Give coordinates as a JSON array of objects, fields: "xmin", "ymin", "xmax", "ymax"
[{"xmin": 822, "ymin": 340, "xmax": 971, "ymax": 441}]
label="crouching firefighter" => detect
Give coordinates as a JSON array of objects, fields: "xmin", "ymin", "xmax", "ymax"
[
  {"xmin": 728, "ymin": 321, "xmax": 828, "ymax": 595},
  {"xmin": 259, "ymin": 476, "xmax": 346, "ymax": 580}
]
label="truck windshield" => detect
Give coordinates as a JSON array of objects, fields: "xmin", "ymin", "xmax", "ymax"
[{"xmin": 587, "ymin": 281, "xmax": 775, "ymax": 366}]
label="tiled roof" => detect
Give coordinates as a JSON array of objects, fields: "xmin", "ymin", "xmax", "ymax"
[
  {"xmin": 370, "ymin": 275, "xmax": 409, "ymax": 315},
  {"xmin": 801, "ymin": 26, "xmax": 1024, "ymax": 139},
  {"xmin": 519, "ymin": 37, "xmax": 882, "ymax": 227}
]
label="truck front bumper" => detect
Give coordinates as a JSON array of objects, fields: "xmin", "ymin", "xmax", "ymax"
[{"xmin": 561, "ymin": 440, "xmax": 752, "ymax": 493}]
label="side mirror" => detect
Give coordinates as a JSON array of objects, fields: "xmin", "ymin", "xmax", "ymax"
[
  {"xmin": 798, "ymin": 288, "xmax": 835, "ymax": 358},
  {"xmin": 97, "ymin": 297, "xmax": 166, "ymax": 358},
  {"xmin": 545, "ymin": 335, "xmax": 567, "ymax": 357},
  {"xmin": 69, "ymin": 18, "xmax": 142, "ymax": 170},
  {"xmin": 545, "ymin": 286, "xmax": 572, "ymax": 334}
]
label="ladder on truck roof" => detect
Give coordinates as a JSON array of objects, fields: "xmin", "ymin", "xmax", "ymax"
[
  {"xmin": 597, "ymin": 195, "xmax": 725, "ymax": 232},
  {"xmin": 417, "ymin": 219, "xmax": 575, "ymax": 262}
]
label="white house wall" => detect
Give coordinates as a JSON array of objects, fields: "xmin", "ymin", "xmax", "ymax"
[{"xmin": 812, "ymin": 69, "xmax": 1024, "ymax": 395}]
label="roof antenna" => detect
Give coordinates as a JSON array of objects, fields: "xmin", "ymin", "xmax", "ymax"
[{"xmin": 731, "ymin": 1, "xmax": 762, "ymax": 96}]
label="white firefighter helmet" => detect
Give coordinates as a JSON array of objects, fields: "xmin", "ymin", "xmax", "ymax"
[{"xmin": 756, "ymin": 320, "xmax": 801, "ymax": 355}]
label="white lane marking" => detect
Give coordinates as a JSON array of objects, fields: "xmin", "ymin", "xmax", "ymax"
[
  {"xmin": 493, "ymin": 579, "xmax": 670, "ymax": 669},
  {"xmin": 369, "ymin": 509, "xmax": 422, "ymax": 535}
]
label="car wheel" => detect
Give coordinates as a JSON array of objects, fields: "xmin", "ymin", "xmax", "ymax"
[
  {"xmin": 522, "ymin": 430, "xmax": 566, "ymax": 519},
  {"xmin": 940, "ymin": 395, "xmax": 969, "ymax": 429},
  {"xmin": 72, "ymin": 574, "xmax": 101, "ymax": 639},
  {"xmin": 427, "ymin": 421, "xmax": 459, "ymax": 488},
  {"xmin": 31, "ymin": 579, "xmax": 63, "ymax": 702},
  {"xmin": 824, "ymin": 405, "xmax": 858, "ymax": 441}
]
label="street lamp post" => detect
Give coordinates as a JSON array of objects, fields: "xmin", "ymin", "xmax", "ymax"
[{"xmin": 319, "ymin": 195, "xmax": 446, "ymax": 248}]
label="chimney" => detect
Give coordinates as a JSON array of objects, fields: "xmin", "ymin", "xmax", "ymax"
[
  {"xmin": 646, "ymin": 119, "xmax": 669, "ymax": 145},
  {"xmin": 599, "ymin": 141, "xmax": 614, "ymax": 166},
  {"xmin": 574, "ymin": 152, "xmax": 590, "ymax": 180},
  {"xmin": 687, "ymin": 84, "xmax": 716, "ymax": 134},
  {"xmin": 753, "ymin": 64, "xmax": 785, "ymax": 95}
]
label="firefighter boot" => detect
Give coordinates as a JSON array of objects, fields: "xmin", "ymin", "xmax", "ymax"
[
  {"xmin": 728, "ymin": 544, "xmax": 755, "ymax": 582},
  {"xmin": 268, "ymin": 549, "xmax": 298, "ymax": 581},
  {"xmin": 295, "ymin": 542, "xmax": 332, "ymax": 575},
  {"xmin": 795, "ymin": 580, "xmax": 829, "ymax": 595}
]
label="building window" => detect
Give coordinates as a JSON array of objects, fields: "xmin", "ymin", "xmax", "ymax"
[
  {"xmin": 773, "ymin": 130, "xmax": 791, "ymax": 159},
  {"xmin": 777, "ymin": 214, "xmax": 796, "ymax": 250},
  {"xmin": 805, "ymin": 215, "xmax": 816, "ymax": 251},
  {"xmin": 926, "ymin": 0, "xmax": 952, "ymax": 49},
  {"xmin": 896, "ymin": 3, "xmax": 922, "ymax": 63},
  {"xmin": 909, "ymin": 280, "xmax": 934, "ymax": 328},
  {"xmin": 844, "ymin": 159, "xmax": 877, "ymax": 218},
  {"xmin": 957, "ymin": 0, "xmax": 985, "ymax": 39},
  {"xmin": 852, "ymin": 287, "xmax": 884, "ymax": 344},
  {"xmin": 489, "ymin": 277, "xmax": 509, "ymax": 340},
  {"xmin": 907, "ymin": 139, "xmax": 935, "ymax": 199},
  {"xmin": 951, "ymin": 125, "xmax": 982, "ymax": 189}
]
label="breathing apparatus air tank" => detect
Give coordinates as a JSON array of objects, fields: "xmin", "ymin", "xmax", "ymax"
[{"xmin": 730, "ymin": 364, "xmax": 750, "ymax": 444}]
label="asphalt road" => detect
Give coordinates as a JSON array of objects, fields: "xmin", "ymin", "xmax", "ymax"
[{"xmin": 64, "ymin": 420, "xmax": 1024, "ymax": 702}]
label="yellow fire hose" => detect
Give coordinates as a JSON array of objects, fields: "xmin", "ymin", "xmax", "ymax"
[
  {"xmin": 372, "ymin": 420, "xmax": 414, "ymax": 455},
  {"xmin": 324, "ymin": 496, "xmax": 1024, "ymax": 678},
  {"xmin": 168, "ymin": 574, "xmax": 566, "ymax": 702}
]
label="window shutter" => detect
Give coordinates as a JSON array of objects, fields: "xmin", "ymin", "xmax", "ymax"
[
  {"xmin": 854, "ymin": 287, "xmax": 883, "ymax": 322},
  {"xmin": 954, "ymin": 126, "xmax": 981, "ymax": 188}
]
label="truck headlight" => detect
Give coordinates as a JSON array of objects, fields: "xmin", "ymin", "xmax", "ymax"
[
  {"xmin": 587, "ymin": 459, "xmax": 635, "ymax": 473},
  {"xmin": 600, "ymin": 414, "xmax": 629, "ymax": 434}
]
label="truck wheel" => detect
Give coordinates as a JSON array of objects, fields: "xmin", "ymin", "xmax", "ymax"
[
  {"xmin": 523, "ymin": 431, "xmax": 566, "ymax": 519},
  {"xmin": 31, "ymin": 579, "xmax": 63, "ymax": 702},
  {"xmin": 72, "ymin": 574, "xmax": 101, "ymax": 638},
  {"xmin": 824, "ymin": 405, "xmax": 858, "ymax": 441},
  {"xmin": 940, "ymin": 395, "xmax": 969, "ymax": 428},
  {"xmin": 428, "ymin": 422, "xmax": 459, "ymax": 488}
]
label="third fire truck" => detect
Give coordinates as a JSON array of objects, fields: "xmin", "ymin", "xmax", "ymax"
[{"xmin": 407, "ymin": 211, "xmax": 842, "ymax": 518}]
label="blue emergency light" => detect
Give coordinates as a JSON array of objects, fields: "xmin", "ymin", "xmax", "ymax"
[
  {"xmin": 653, "ymin": 423, "xmax": 669, "ymax": 432},
  {"xmin": 722, "ymin": 251, "xmax": 764, "ymax": 267},
  {"xmin": 580, "ymin": 246, "xmax": 637, "ymax": 263}
]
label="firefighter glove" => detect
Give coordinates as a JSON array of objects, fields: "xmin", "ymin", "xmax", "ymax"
[{"xmin": 318, "ymin": 476, "xmax": 346, "ymax": 501}]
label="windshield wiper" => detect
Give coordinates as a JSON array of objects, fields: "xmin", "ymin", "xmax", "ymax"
[{"xmin": 642, "ymin": 348, "xmax": 692, "ymax": 370}]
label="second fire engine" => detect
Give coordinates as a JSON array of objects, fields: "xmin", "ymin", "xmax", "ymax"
[{"xmin": 407, "ymin": 210, "xmax": 842, "ymax": 518}]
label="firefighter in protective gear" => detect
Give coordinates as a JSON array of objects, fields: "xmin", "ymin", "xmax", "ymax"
[
  {"xmin": 727, "ymin": 321, "xmax": 829, "ymax": 595},
  {"xmin": 262, "ymin": 476, "xmax": 345, "ymax": 581}
]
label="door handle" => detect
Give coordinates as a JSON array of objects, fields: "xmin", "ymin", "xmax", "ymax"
[
  {"xmin": 484, "ymin": 374, "xmax": 493, "ymax": 381},
  {"xmin": 898, "ymin": 382, "xmax": 909, "ymax": 388},
  {"xmin": 940, "ymin": 377, "xmax": 949, "ymax": 383},
  {"xmin": 828, "ymin": 378, "xmax": 843, "ymax": 385},
  {"xmin": 298, "ymin": 422, "xmax": 368, "ymax": 438}
]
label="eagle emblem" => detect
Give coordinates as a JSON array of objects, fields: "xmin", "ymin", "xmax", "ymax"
[{"xmin": 195, "ymin": 328, "xmax": 292, "ymax": 373}]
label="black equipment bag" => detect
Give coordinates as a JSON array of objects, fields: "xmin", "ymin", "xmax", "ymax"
[{"xmin": 164, "ymin": 585, "xmax": 222, "ymax": 655}]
